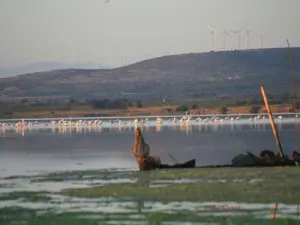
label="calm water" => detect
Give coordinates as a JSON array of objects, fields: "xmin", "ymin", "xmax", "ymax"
[
  {"xmin": 0, "ymin": 118, "xmax": 300, "ymax": 224},
  {"xmin": 0, "ymin": 119, "xmax": 298, "ymax": 176}
]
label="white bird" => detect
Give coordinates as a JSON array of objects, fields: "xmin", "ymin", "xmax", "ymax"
[
  {"xmin": 134, "ymin": 119, "xmax": 139, "ymax": 126},
  {"xmin": 156, "ymin": 118, "xmax": 163, "ymax": 124}
]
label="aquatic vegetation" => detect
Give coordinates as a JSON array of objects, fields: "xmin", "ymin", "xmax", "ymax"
[
  {"xmin": 0, "ymin": 191, "xmax": 51, "ymax": 202},
  {"xmin": 1, "ymin": 167, "xmax": 300, "ymax": 224},
  {"xmin": 61, "ymin": 180, "xmax": 300, "ymax": 203},
  {"xmin": 130, "ymin": 167, "xmax": 300, "ymax": 180},
  {"xmin": 59, "ymin": 167, "xmax": 300, "ymax": 204},
  {"xmin": 0, "ymin": 207, "xmax": 300, "ymax": 225},
  {"xmin": 32, "ymin": 169, "xmax": 135, "ymax": 183}
]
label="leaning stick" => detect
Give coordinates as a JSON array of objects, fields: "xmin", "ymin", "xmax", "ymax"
[{"xmin": 260, "ymin": 84, "xmax": 284, "ymax": 159}]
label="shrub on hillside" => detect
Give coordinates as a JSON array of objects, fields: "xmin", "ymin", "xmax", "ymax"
[
  {"xmin": 219, "ymin": 105, "xmax": 228, "ymax": 114},
  {"xmin": 164, "ymin": 108, "xmax": 172, "ymax": 113},
  {"xmin": 136, "ymin": 100, "xmax": 143, "ymax": 108},
  {"xmin": 248, "ymin": 104, "xmax": 261, "ymax": 113},
  {"xmin": 176, "ymin": 105, "xmax": 188, "ymax": 112}
]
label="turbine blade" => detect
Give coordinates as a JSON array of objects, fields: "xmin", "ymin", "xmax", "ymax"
[{"xmin": 207, "ymin": 25, "xmax": 213, "ymax": 31}]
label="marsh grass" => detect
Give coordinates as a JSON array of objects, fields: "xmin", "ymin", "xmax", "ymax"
[
  {"xmin": 0, "ymin": 191, "xmax": 51, "ymax": 202},
  {"xmin": 0, "ymin": 207, "xmax": 299, "ymax": 225},
  {"xmin": 1, "ymin": 167, "xmax": 300, "ymax": 224},
  {"xmin": 59, "ymin": 167, "xmax": 300, "ymax": 204}
]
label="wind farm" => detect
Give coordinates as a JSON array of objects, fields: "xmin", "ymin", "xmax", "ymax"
[{"xmin": 207, "ymin": 25, "xmax": 265, "ymax": 52}]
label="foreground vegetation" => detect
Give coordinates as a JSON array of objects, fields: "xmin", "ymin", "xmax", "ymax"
[
  {"xmin": 1, "ymin": 207, "xmax": 298, "ymax": 225},
  {"xmin": 1, "ymin": 167, "xmax": 300, "ymax": 224},
  {"xmin": 61, "ymin": 167, "xmax": 300, "ymax": 204}
]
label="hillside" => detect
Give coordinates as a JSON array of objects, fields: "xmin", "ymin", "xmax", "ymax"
[
  {"xmin": 0, "ymin": 61, "xmax": 109, "ymax": 78},
  {"xmin": 0, "ymin": 48, "xmax": 299, "ymax": 101}
]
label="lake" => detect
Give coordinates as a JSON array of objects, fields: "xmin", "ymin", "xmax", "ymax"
[{"xmin": 0, "ymin": 116, "xmax": 300, "ymax": 224}]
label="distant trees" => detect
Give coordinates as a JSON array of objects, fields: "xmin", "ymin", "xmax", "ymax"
[
  {"xmin": 219, "ymin": 105, "xmax": 228, "ymax": 114},
  {"xmin": 128, "ymin": 101, "xmax": 133, "ymax": 107},
  {"xmin": 136, "ymin": 100, "xmax": 143, "ymax": 108},
  {"xmin": 288, "ymin": 100, "xmax": 300, "ymax": 112},
  {"xmin": 248, "ymin": 97, "xmax": 282, "ymax": 106},
  {"xmin": 279, "ymin": 93, "xmax": 290, "ymax": 102},
  {"xmin": 164, "ymin": 108, "xmax": 172, "ymax": 113},
  {"xmin": 176, "ymin": 104, "xmax": 188, "ymax": 112},
  {"xmin": 91, "ymin": 99, "xmax": 130, "ymax": 109},
  {"xmin": 248, "ymin": 104, "xmax": 261, "ymax": 113},
  {"xmin": 69, "ymin": 98, "xmax": 76, "ymax": 104},
  {"xmin": 89, "ymin": 98, "xmax": 138, "ymax": 109},
  {"xmin": 20, "ymin": 98, "xmax": 28, "ymax": 104},
  {"xmin": 235, "ymin": 100, "xmax": 247, "ymax": 106}
]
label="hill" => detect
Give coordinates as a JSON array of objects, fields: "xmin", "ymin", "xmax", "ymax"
[
  {"xmin": 0, "ymin": 61, "xmax": 110, "ymax": 78},
  {"xmin": 0, "ymin": 48, "xmax": 299, "ymax": 101}
]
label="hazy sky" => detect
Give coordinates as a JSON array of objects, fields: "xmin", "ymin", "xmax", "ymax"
[{"xmin": 0, "ymin": 0, "xmax": 299, "ymax": 68}]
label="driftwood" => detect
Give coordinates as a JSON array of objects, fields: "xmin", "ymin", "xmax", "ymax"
[
  {"xmin": 131, "ymin": 128, "xmax": 161, "ymax": 171},
  {"xmin": 230, "ymin": 150, "xmax": 299, "ymax": 167},
  {"xmin": 131, "ymin": 128, "xmax": 196, "ymax": 171}
]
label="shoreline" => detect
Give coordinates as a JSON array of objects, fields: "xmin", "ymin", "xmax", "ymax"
[{"xmin": 1, "ymin": 104, "xmax": 296, "ymax": 119}]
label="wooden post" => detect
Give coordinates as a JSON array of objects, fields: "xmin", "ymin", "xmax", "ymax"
[
  {"xmin": 260, "ymin": 85, "xmax": 284, "ymax": 158},
  {"xmin": 271, "ymin": 203, "xmax": 278, "ymax": 219},
  {"xmin": 286, "ymin": 39, "xmax": 300, "ymax": 152},
  {"xmin": 287, "ymin": 39, "xmax": 297, "ymax": 112}
]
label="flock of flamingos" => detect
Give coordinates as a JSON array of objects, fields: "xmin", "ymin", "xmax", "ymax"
[{"xmin": 0, "ymin": 113, "xmax": 297, "ymax": 129}]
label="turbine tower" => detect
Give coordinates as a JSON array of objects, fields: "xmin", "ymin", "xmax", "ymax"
[
  {"xmin": 245, "ymin": 28, "xmax": 251, "ymax": 50},
  {"xmin": 231, "ymin": 26, "xmax": 244, "ymax": 51},
  {"xmin": 207, "ymin": 25, "xmax": 219, "ymax": 52},
  {"xmin": 259, "ymin": 34, "xmax": 263, "ymax": 50},
  {"xmin": 120, "ymin": 56, "xmax": 124, "ymax": 67},
  {"xmin": 221, "ymin": 29, "xmax": 230, "ymax": 50}
]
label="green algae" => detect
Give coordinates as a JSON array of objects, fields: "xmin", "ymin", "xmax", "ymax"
[
  {"xmin": 60, "ymin": 167, "xmax": 300, "ymax": 204},
  {"xmin": 0, "ymin": 207, "xmax": 299, "ymax": 225},
  {"xmin": 1, "ymin": 167, "xmax": 300, "ymax": 224},
  {"xmin": 0, "ymin": 191, "xmax": 51, "ymax": 202},
  {"xmin": 30, "ymin": 169, "xmax": 134, "ymax": 183},
  {"xmin": 61, "ymin": 181, "xmax": 300, "ymax": 203},
  {"xmin": 131, "ymin": 167, "xmax": 300, "ymax": 180}
]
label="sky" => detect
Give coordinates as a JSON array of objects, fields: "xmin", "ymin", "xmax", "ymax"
[{"xmin": 0, "ymin": 0, "xmax": 299, "ymax": 68}]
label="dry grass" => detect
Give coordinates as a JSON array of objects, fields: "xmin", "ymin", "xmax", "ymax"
[
  {"xmin": 188, "ymin": 105, "xmax": 291, "ymax": 115},
  {"xmin": 9, "ymin": 104, "xmax": 294, "ymax": 119}
]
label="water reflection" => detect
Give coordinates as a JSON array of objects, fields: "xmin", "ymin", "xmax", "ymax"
[
  {"xmin": 1, "ymin": 120, "xmax": 299, "ymax": 178},
  {"xmin": 156, "ymin": 124, "xmax": 162, "ymax": 132},
  {"xmin": 0, "ymin": 117, "xmax": 299, "ymax": 137}
]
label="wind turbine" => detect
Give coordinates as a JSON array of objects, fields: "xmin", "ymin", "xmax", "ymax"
[
  {"xmin": 207, "ymin": 25, "xmax": 220, "ymax": 52},
  {"xmin": 245, "ymin": 28, "xmax": 251, "ymax": 50},
  {"xmin": 231, "ymin": 26, "xmax": 244, "ymax": 51},
  {"xmin": 220, "ymin": 29, "xmax": 230, "ymax": 50}
]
